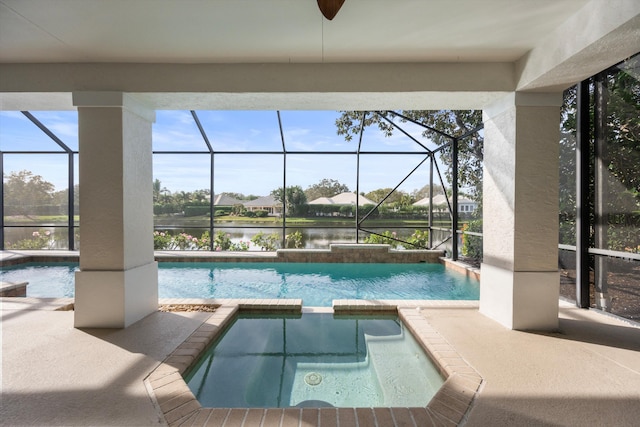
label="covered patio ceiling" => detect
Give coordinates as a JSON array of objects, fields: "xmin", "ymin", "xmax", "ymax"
[
  {"xmin": 0, "ymin": 0, "xmax": 638, "ymax": 110},
  {"xmin": 0, "ymin": 0, "xmax": 591, "ymax": 63}
]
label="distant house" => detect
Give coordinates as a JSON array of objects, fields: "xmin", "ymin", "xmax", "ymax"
[
  {"xmin": 243, "ymin": 195, "xmax": 282, "ymax": 215},
  {"xmin": 413, "ymin": 194, "xmax": 477, "ymax": 213},
  {"xmin": 212, "ymin": 194, "xmax": 243, "ymax": 206},
  {"xmin": 308, "ymin": 192, "xmax": 376, "ymax": 206},
  {"xmin": 458, "ymin": 197, "xmax": 477, "ymax": 214},
  {"xmin": 413, "ymin": 194, "xmax": 447, "ymax": 208}
]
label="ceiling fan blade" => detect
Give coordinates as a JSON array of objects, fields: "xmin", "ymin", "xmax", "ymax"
[{"xmin": 317, "ymin": 0, "xmax": 345, "ymax": 20}]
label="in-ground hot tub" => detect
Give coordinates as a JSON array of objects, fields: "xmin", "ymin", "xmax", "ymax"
[
  {"xmin": 146, "ymin": 303, "xmax": 483, "ymax": 426},
  {"xmin": 184, "ymin": 312, "xmax": 444, "ymax": 408}
]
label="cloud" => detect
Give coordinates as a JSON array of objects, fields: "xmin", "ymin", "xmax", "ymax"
[{"xmin": 47, "ymin": 122, "xmax": 78, "ymax": 140}]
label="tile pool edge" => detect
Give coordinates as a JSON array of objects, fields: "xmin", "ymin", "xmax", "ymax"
[
  {"xmin": 1, "ymin": 245, "xmax": 445, "ymax": 267},
  {"xmin": 144, "ymin": 300, "xmax": 483, "ymax": 427},
  {"xmin": 398, "ymin": 306, "xmax": 483, "ymax": 425}
]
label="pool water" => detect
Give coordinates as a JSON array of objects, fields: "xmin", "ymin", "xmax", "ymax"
[
  {"xmin": 0, "ymin": 261, "xmax": 479, "ymax": 306},
  {"xmin": 184, "ymin": 313, "xmax": 444, "ymax": 408}
]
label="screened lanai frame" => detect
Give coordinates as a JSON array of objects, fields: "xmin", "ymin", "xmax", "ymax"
[
  {"xmin": 1, "ymin": 109, "xmax": 480, "ymax": 256},
  {"xmin": 0, "ymin": 111, "xmax": 78, "ymax": 250},
  {"xmin": 558, "ymin": 52, "xmax": 640, "ymax": 319},
  {"xmin": 152, "ymin": 109, "xmax": 478, "ymax": 255},
  {"xmin": 3, "ymin": 65, "xmax": 638, "ymax": 321}
]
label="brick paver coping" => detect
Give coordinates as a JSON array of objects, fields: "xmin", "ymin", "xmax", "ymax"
[
  {"xmin": 0, "ymin": 281, "xmax": 28, "ymax": 297},
  {"xmin": 145, "ymin": 299, "xmax": 483, "ymax": 427}
]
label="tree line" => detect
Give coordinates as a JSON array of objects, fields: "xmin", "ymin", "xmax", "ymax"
[
  {"xmin": 3, "ymin": 170, "xmax": 78, "ymax": 216},
  {"xmin": 3, "ymin": 169, "xmax": 447, "ymax": 219}
]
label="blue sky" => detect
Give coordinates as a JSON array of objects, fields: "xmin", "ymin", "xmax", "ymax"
[{"xmin": 1, "ymin": 110, "xmax": 445, "ymax": 197}]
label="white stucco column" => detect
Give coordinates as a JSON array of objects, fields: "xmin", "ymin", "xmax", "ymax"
[
  {"xmin": 73, "ymin": 92, "xmax": 158, "ymax": 328},
  {"xmin": 480, "ymin": 92, "xmax": 562, "ymax": 330}
]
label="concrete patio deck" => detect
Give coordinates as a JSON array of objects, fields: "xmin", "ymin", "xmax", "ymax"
[{"xmin": 1, "ymin": 297, "xmax": 639, "ymax": 426}]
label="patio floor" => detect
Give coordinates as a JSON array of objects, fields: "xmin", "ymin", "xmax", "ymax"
[{"xmin": 1, "ymin": 297, "xmax": 639, "ymax": 426}]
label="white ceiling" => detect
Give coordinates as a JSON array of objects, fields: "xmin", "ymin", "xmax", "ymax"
[
  {"xmin": 0, "ymin": 0, "xmax": 590, "ymax": 64},
  {"xmin": 3, "ymin": 0, "xmax": 638, "ymax": 111}
]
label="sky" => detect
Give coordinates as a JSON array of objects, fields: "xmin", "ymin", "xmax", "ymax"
[{"xmin": 0, "ymin": 110, "xmax": 449, "ymax": 197}]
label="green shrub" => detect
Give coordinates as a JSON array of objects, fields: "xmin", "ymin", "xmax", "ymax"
[
  {"xmin": 184, "ymin": 205, "xmax": 210, "ymax": 217},
  {"xmin": 195, "ymin": 231, "xmax": 211, "ymax": 250},
  {"xmin": 213, "ymin": 231, "xmax": 233, "ymax": 251},
  {"xmin": 153, "ymin": 203, "xmax": 181, "ymax": 215},
  {"xmin": 339, "ymin": 205, "xmax": 354, "ymax": 216},
  {"xmin": 6, "ymin": 229, "xmax": 55, "ymax": 249},
  {"xmin": 361, "ymin": 204, "xmax": 379, "ymax": 218},
  {"xmin": 153, "ymin": 230, "xmax": 247, "ymax": 251},
  {"xmin": 363, "ymin": 231, "xmax": 399, "ymax": 248},
  {"xmin": 285, "ymin": 231, "xmax": 304, "ymax": 248},
  {"xmin": 216, "ymin": 206, "xmax": 232, "ymax": 216},
  {"xmin": 231, "ymin": 204, "xmax": 246, "ymax": 216},
  {"xmin": 407, "ymin": 229, "xmax": 429, "ymax": 248},
  {"xmin": 461, "ymin": 219, "xmax": 483, "ymax": 261},
  {"xmin": 251, "ymin": 231, "xmax": 280, "ymax": 251},
  {"xmin": 154, "ymin": 231, "xmax": 210, "ymax": 250},
  {"xmin": 153, "ymin": 231, "xmax": 172, "ymax": 249}
]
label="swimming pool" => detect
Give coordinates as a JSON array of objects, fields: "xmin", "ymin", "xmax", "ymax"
[
  {"xmin": 1, "ymin": 261, "xmax": 479, "ymax": 306},
  {"xmin": 185, "ymin": 312, "xmax": 444, "ymax": 408}
]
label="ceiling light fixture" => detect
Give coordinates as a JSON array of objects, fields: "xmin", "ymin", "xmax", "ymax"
[{"xmin": 317, "ymin": 0, "xmax": 345, "ymax": 20}]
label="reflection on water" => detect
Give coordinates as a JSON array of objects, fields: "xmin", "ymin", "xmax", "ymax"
[
  {"xmin": 151, "ymin": 225, "xmax": 454, "ymax": 251},
  {"xmin": 157, "ymin": 226, "xmax": 359, "ymax": 249},
  {"xmin": 4, "ymin": 223, "xmax": 455, "ymax": 253}
]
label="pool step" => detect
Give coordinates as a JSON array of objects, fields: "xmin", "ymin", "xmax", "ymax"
[{"xmin": 364, "ymin": 327, "xmax": 442, "ymax": 407}]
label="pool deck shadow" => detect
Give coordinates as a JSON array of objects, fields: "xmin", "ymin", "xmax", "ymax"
[{"xmin": 2, "ymin": 298, "xmax": 640, "ymax": 426}]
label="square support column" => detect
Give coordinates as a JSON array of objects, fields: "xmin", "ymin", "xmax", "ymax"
[
  {"xmin": 73, "ymin": 92, "xmax": 158, "ymax": 328},
  {"xmin": 480, "ymin": 92, "xmax": 562, "ymax": 330}
]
